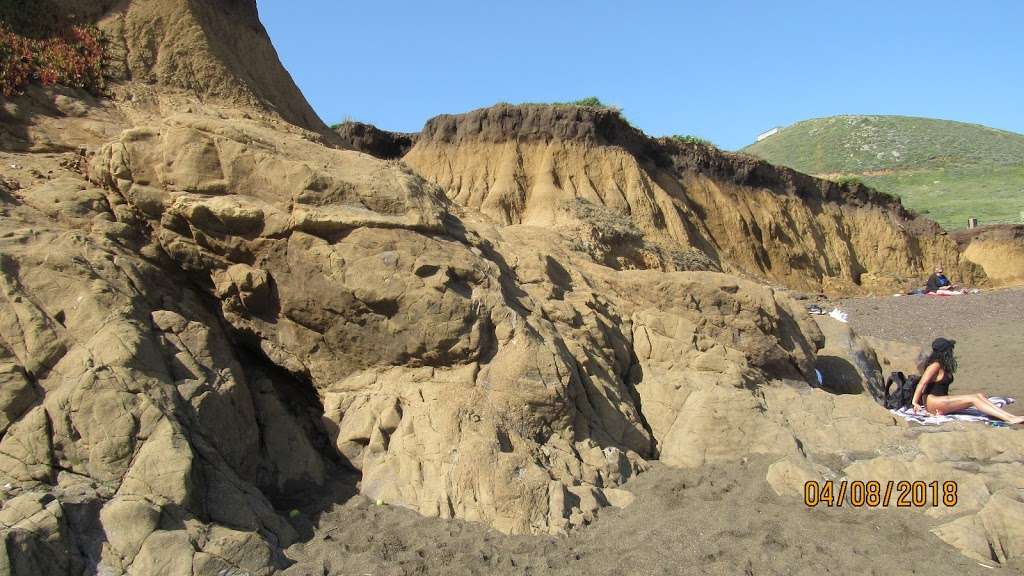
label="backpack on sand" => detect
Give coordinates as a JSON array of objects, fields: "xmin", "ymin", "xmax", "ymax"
[{"xmin": 883, "ymin": 371, "xmax": 919, "ymax": 410}]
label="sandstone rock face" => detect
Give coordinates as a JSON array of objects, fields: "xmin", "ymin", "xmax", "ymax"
[
  {"xmin": 841, "ymin": 428, "xmax": 1024, "ymax": 566},
  {"xmin": 0, "ymin": 92, "xmax": 873, "ymax": 572},
  {"xmin": 0, "ymin": 165, "xmax": 316, "ymax": 573},
  {"xmin": 404, "ymin": 104, "xmax": 984, "ymax": 294},
  {"xmin": 80, "ymin": 112, "xmax": 838, "ymax": 537},
  {"xmin": 863, "ymin": 336, "xmax": 924, "ymax": 379},
  {"xmin": 812, "ymin": 316, "xmax": 886, "ymax": 397}
]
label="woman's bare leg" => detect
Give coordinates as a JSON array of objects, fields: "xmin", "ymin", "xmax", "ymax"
[{"xmin": 928, "ymin": 393, "xmax": 1024, "ymax": 424}]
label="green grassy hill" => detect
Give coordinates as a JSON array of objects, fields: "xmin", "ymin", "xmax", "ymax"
[{"xmin": 741, "ymin": 115, "xmax": 1024, "ymax": 230}]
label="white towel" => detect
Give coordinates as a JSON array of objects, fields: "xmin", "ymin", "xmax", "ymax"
[{"xmin": 890, "ymin": 397, "xmax": 1015, "ymax": 425}]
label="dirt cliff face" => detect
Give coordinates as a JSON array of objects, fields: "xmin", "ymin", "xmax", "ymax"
[
  {"xmin": 954, "ymin": 225, "xmax": 1024, "ymax": 285},
  {"xmin": 333, "ymin": 121, "xmax": 417, "ymax": 159},
  {"xmin": 88, "ymin": 0, "xmax": 327, "ymax": 134},
  {"xmin": 404, "ymin": 104, "xmax": 983, "ymax": 293}
]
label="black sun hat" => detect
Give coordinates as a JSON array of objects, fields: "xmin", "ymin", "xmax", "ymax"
[{"xmin": 931, "ymin": 338, "xmax": 956, "ymax": 352}]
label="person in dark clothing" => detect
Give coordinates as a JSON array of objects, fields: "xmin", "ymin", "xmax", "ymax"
[
  {"xmin": 911, "ymin": 338, "xmax": 1023, "ymax": 423},
  {"xmin": 925, "ymin": 265, "xmax": 959, "ymax": 293}
]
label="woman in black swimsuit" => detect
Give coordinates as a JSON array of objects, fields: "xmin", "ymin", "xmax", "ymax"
[{"xmin": 911, "ymin": 338, "xmax": 1024, "ymax": 424}]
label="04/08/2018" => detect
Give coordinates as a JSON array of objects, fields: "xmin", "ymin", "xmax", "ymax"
[{"xmin": 803, "ymin": 480, "xmax": 958, "ymax": 508}]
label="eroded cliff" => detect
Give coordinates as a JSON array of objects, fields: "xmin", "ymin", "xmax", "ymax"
[{"xmin": 404, "ymin": 104, "xmax": 983, "ymax": 293}]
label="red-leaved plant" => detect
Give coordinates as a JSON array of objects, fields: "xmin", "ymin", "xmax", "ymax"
[{"xmin": 0, "ymin": 23, "xmax": 105, "ymax": 97}]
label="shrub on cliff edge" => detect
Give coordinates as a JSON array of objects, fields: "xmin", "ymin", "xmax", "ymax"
[{"xmin": 0, "ymin": 22, "xmax": 105, "ymax": 97}]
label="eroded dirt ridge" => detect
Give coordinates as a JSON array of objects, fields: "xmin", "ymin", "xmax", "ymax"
[{"xmin": 404, "ymin": 104, "xmax": 984, "ymax": 293}]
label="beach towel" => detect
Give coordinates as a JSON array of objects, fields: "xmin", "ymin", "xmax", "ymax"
[
  {"xmin": 828, "ymin": 308, "xmax": 849, "ymax": 323},
  {"xmin": 890, "ymin": 397, "xmax": 1015, "ymax": 425},
  {"xmin": 925, "ymin": 289, "xmax": 967, "ymax": 296}
]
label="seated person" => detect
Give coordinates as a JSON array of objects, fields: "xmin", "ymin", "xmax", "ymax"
[
  {"xmin": 925, "ymin": 265, "xmax": 965, "ymax": 294},
  {"xmin": 911, "ymin": 338, "xmax": 1024, "ymax": 424}
]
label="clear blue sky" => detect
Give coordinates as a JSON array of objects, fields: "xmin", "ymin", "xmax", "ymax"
[{"xmin": 258, "ymin": 0, "xmax": 1024, "ymax": 150}]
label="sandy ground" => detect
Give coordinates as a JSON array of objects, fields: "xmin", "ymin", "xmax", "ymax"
[
  {"xmin": 283, "ymin": 458, "xmax": 1003, "ymax": 576},
  {"xmin": 837, "ymin": 287, "xmax": 1024, "ymax": 401},
  {"xmin": 277, "ymin": 289, "xmax": 1024, "ymax": 576}
]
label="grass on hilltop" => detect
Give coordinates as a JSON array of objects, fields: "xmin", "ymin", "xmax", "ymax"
[
  {"xmin": 742, "ymin": 115, "xmax": 1024, "ymax": 230},
  {"xmin": 860, "ymin": 165, "xmax": 1024, "ymax": 229},
  {"xmin": 743, "ymin": 115, "xmax": 1024, "ymax": 174},
  {"xmin": 510, "ymin": 96, "xmax": 622, "ymax": 113},
  {"xmin": 670, "ymin": 134, "xmax": 716, "ymax": 147}
]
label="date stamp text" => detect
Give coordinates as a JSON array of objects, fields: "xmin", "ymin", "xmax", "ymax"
[{"xmin": 803, "ymin": 480, "xmax": 958, "ymax": 508}]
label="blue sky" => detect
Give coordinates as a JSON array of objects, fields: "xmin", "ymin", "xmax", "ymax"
[{"xmin": 258, "ymin": 1, "xmax": 1024, "ymax": 150}]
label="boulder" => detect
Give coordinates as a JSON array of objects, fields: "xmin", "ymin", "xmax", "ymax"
[
  {"xmin": 767, "ymin": 456, "xmax": 823, "ymax": 497},
  {"xmin": 933, "ymin": 490, "xmax": 1024, "ymax": 565},
  {"xmin": 99, "ymin": 497, "xmax": 160, "ymax": 564}
]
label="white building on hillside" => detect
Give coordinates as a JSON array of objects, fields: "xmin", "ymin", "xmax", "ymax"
[{"xmin": 756, "ymin": 127, "xmax": 781, "ymax": 142}]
